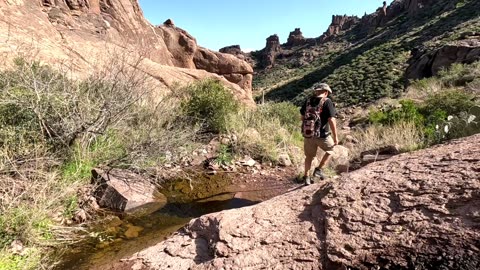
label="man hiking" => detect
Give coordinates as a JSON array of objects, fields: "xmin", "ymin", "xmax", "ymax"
[{"xmin": 300, "ymin": 82, "xmax": 338, "ymax": 185}]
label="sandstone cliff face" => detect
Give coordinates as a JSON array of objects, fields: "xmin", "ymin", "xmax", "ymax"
[
  {"xmin": 118, "ymin": 134, "xmax": 480, "ymax": 269},
  {"xmin": 0, "ymin": 0, "xmax": 254, "ymax": 105}
]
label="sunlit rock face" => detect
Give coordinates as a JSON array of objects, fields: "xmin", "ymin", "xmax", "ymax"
[{"xmin": 0, "ymin": 0, "xmax": 254, "ymax": 105}]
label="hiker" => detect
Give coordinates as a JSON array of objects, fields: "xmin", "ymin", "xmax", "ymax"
[{"xmin": 300, "ymin": 82, "xmax": 338, "ymax": 185}]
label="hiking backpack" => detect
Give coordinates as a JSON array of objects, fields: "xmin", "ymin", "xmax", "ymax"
[{"xmin": 302, "ymin": 97, "xmax": 326, "ymax": 138}]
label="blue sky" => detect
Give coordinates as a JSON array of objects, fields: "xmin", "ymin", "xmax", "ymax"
[{"xmin": 138, "ymin": 1, "xmax": 386, "ymax": 52}]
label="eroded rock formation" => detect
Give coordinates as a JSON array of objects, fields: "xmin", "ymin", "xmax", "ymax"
[
  {"xmin": 117, "ymin": 134, "xmax": 480, "ymax": 269},
  {"xmin": 286, "ymin": 28, "xmax": 306, "ymax": 47},
  {"xmin": 261, "ymin": 34, "xmax": 282, "ymax": 68},
  {"xmin": 407, "ymin": 39, "xmax": 480, "ymax": 79},
  {"xmin": 0, "ymin": 0, "xmax": 254, "ymax": 105},
  {"xmin": 320, "ymin": 15, "xmax": 359, "ymax": 42}
]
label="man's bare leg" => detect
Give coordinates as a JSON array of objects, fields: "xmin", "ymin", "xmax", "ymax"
[
  {"xmin": 304, "ymin": 155, "xmax": 314, "ymax": 177},
  {"xmin": 313, "ymin": 153, "xmax": 331, "ymax": 179},
  {"xmin": 318, "ymin": 153, "xmax": 331, "ymax": 169}
]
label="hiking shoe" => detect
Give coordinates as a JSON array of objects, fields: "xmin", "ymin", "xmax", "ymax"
[
  {"xmin": 302, "ymin": 175, "xmax": 312, "ymax": 186},
  {"xmin": 313, "ymin": 168, "xmax": 326, "ymax": 180}
]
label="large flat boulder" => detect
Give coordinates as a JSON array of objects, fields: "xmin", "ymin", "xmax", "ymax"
[
  {"xmin": 116, "ymin": 134, "xmax": 480, "ymax": 269},
  {"xmin": 92, "ymin": 168, "xmax": 167, "ymax": 216}
]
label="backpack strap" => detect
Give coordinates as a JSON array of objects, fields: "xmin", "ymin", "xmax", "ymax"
[{"xmin": 315, "ymin": 97, "xmax": 327, "ymax": 115}]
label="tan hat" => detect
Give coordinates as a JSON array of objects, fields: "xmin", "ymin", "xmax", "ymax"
[{"xmin": 313, "ymin": 83, "xmax": 332, "ymax": 94}]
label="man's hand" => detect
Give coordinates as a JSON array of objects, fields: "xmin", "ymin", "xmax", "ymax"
[{"xmin": 333, "ymin": 137, "xmax": 338, "ymax": 146}]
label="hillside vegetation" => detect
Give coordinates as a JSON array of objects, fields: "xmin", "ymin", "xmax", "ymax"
[{"xmin": 255, "ymin": 0, "xmax": 480, "ymax": 107}]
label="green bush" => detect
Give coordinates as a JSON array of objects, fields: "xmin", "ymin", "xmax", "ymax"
[
  {"xmin": 0, "ymin": 249, "xmax": 41, "ymax": 270},
  {"xmin": 181, "ymin": 80, "xmax": 239, "ymax": 133},
  {"xmin": 256, "ymin": 102, "xmax": 300, "ymax": 132},
  {"xmin": 215, "ymin": 144, "xmax": 233, "ymax": 165},
  {"xmin": 61, "ymin": 130, "xmax": 126, "ymax": 182},
  {"xmin": 421, "ymin": 89, "xmax": 476, "ymax": 116},
  {"xmin": 368, "ymin": 88, "xmax": 478, "ymax": 145},
  {"xmin": 369, "ymin": 100, "xmax": 425, "ymax": 127}
]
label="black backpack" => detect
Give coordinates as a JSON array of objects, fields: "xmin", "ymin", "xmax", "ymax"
[{"xmin": 302, "ymin": 97, "xmax": 326, "ymax": 138}]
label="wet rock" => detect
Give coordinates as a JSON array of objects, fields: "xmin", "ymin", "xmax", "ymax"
[
  {"xmin": 119, "ymin": 134, "xmax": 480, "ymax": 270},
  {"xmin": 92, "ymin": 168, "xmax": 167, "ymax": 216},
  {"xmin": 106, "ymin": 216, "xmax": 123, "ymax": 228},
  {"xmin": 361, "ymin": 154, "xmax": 394, "ymax": 165},
  {"xmin": 124, "ymin": 224, "xmax": 143, "ymax": 239}
]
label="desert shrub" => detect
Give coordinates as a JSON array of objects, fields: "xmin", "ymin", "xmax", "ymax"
[
  {"xmin": 437, "ymin": 62, "xmax": 480, "ymax": 87},
  {"xmin": 0, "ymin": 249, "xmax": 42, "ymax": 270},
  {"xmin": 369, "ymin": 100, "xmax": 425, "ymax": 126},
  {"xmin": 215, "ymin": 144, "xmax": 234, "ymax": 165},
  {"xmin": 368, "ymin": 88, "xmax": 478, "ymax": 145},
  {"xmin": 181, "ymin": 79, "xmax": 239, "ymax": 133},
  {"xmin": 421, "ymin": 89, "xmax": 476, "ymax": 116},
  {"xmin": 0, "ymin": 57, "xmax": 192, "ymax": 268}
]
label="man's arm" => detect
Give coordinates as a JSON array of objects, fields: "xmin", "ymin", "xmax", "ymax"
[{"xmin": 328, "ymin": 117, "xmax": 338, "ymax": 145}]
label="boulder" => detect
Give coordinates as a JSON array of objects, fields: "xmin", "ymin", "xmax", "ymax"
[
  {"xmin": 92, "ymin": 168, "xmax": 167, "ymax": 216},
  {"xmin": 118, "ymin": 134, "xmax": 480, "ymax": 269},
  {"xmin": 277, "ymin": 153, "xmax": 292, "ymax": 167},
  {"xmin": 194, "ymin": 47, "xmax": 253, "ymax": 93},
  {"xmin": 219, "ymin": 45, "xmax": 243, "ymax": 55},
  {"xmin": 330, "ymin": 145, "xmax": 350, "ymax": 173},
  {"xmin": 219, "ymin": 45, "xmax": 255, "ymax": 66},
  {"xmin": 360, "ymin": 144, "xmax": 401, "ymax": 157}
]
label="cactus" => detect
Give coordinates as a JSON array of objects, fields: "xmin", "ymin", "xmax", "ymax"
[{"xmin": 444, "ymin": 105, "xmax": 480, "ymax": 139}]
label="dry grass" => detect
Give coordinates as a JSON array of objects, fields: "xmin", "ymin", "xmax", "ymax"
[
  {"xmin": 349, "ymin": 121, "xmax": 424, "ymax": 159},
  {"xmin": 228, "ymin": 105, "xmax": 304, "ymax": 164}
]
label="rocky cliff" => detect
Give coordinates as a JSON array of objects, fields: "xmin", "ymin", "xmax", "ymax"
[
  {"xmin": 0, "ymin": 0, "xmax": 254, "ymax": 105},
  {"xmin": 116, "ymin": 133, "xmax": 480, "ymax": 269}
]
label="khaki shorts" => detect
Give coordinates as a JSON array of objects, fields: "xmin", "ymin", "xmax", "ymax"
[{"xmin": 304, "ymin": 135, "xmax": 335, "ymax": 158}]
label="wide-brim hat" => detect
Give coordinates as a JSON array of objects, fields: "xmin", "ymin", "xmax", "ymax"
[{"xmin": 313, "ymin": 83, "xmax": 332, "ymax": 94}]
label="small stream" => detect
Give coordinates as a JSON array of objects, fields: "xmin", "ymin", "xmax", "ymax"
[{"xmin": 57, "ymin": 171, "xmax": 296, "ymax": 269}]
